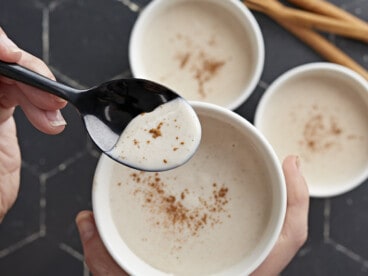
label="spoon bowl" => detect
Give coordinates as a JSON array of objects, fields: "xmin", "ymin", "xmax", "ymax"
[{"xmin": 0, "ymin": 61, "xmax": 201, "ymax": 171}]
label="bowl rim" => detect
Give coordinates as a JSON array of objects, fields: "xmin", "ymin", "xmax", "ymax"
[
  {"xmin": 128, "ymin": 0, "xmax": 265, "ymax": 110},
  {"xmin": 92, "ymin": 101, "xmax": 286, "ymax": 275},
  {"xmin": 254, "ymin": 62, "xmax": 368, "ymax": 198}
]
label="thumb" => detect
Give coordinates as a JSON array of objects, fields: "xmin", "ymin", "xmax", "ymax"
[
  {"xmin": 76, "ymin": 211, "xmax": 128, "ymax": 276},
  {"xmin": 250, "ymin": 156, "xmax": 309, "ymax": 276},
  {"xmin": 0, "ymin": 28, "xmax": 22, "ymax": 62}
]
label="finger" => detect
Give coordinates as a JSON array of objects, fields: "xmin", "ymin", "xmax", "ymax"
[
  {"xmin": 17, "ymin": 82, "xmax": 67, "ymax": 111},
  {"xmin": 0, "ymin": 29, "xmax": 66, "ymax": 109},
  {"xmin": 0, "ymin": 83, "xmax": 20, "ymax": 109},
  {"xmin": 20, "ymin": 102, "xmax": 67, "ymax": 135},
  {"xmin": 250, "ymin": 156, "xmax": 309, "ymax": 276},
  {"xmin": 0, "ymin": 83, "xmax": 17, "ymax": 123},
  {"xmin": 15, "ymin": 50, "xmax": 67, "ymax": 109},
  {"xmin": 0, "ymin": 102, "xmax": 15, "ymax": 124},
  {"xmin": 0, "ymin": 83, "xmax": 66, "ymax": 134},
  {"xmin": 0, "ymin": 116, "xmax": 21, "ymax": 223},
  {"xmin": 282, "ymin": 155, "xmax": 309, "ymax": 241},
  {"xmin": 0, "ymin": 81, "xmax": 66, "ymax": 113},
  {"xmin": 76, "ymin": 211, "xmax": 128, "ymax": 276},
  {"xmin": 0, "ymin": 27, "xmax": 22, "ymax": 62}
]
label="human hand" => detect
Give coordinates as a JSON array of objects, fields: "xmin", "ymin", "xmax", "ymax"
[
  {"xmin": 250, "ymin": 155, "xmax": 309, "ymax": 275},
  {"xmin": 0, "ymin": 27, "xmax": 67, "ymax": 222},
  {"xmin": 76, "ymin": 155, "xmax": 309, "ymax": 276}
]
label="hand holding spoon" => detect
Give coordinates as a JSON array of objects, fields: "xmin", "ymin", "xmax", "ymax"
[{"xmin": 0, "ymin": 61, "xmax": 201, "ymax": 171}]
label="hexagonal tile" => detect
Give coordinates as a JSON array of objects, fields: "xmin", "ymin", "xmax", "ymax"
[
  {"xmin": 330, "ymin": 181, "xmax": 368, "ymax": 259},
  {"xmin": 0, "ymin": 169, "xmax": 40, "ymax": 249},
  {"xmin": 14, "ymin": 104, "xmax": 88, "ymax": 173},
  {"xmin": 0, "ymin": 237, "xmax": 83, "ymax": 275},
  {"xmin": 0, "ymin": 1, "xmax": 43, "ymax": 57},
  {"xmin": 283, "ymin": 242, "xmax": 367, "ymax": 275},
  {"xmin": 45, "ymin": 153, "xmax": 98, "ymax": 251},
  {"xmin": 49, "ymin": 0, "xmax": 138, "ymax": 87}
]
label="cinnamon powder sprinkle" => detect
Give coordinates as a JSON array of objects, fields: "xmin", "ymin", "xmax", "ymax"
[
  {"xmin": 300, "ymin": 113, "xmax": 343, "ymax": 153},
  {"xmin": 129, "ymin": 172, "xmax": 230, "ymax": 238},
  {"xmin": 173, "ymin": 34, "xmax": 226, "ymax": 98},
  {"xmin": 149, "ymin": 122, "xmax": 164, "ymax": 138},
  {"xmin": 177, "ymin": 52, "xmax": 191, "ymax": 69},
  {"xmin": 194, "ymin": 57, "xmax": 225, "ymax": 98}
]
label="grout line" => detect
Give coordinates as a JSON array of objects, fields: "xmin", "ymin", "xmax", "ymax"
[
  {"xmin": 49, "ymin": 0, "xmax": 67, "ymax": 12},
  {"xmin": 0, "ymin": 232, "xmax": 42, "ymax": 258},
  {"xmin": 109, "ymin": 69, "xmax": 133, "ymax": 80},
  {"xmin": 258, "ymin": 80, "xmax": 269, "ymax": 90},
  {"xmin": 297, "ymin": 245, "xmax": 312, "ymax": 257},
  {"xmin": 327, "ymin": 239, "xmax": 368, "ymax": 270},
  {"xmin": 116, "ymin": 0, "xmax": 141, "ymax": 12},
  {"xmin": 323, "ymin": 198, "xmax": 331, "ymax": 242},
  {"xmin": 40, "ymin": 167, "xmax": 61, "ymax": 182},
  {"xmin": 363, "ymin": 54, "xmax": 368, "ymax": 64},
  {"xmin": 49, "ymin": 65, "xmax": 88, "ymax": 89},
  {"xmin": 83, "ymin": 262, "xmax": 90, "ymax": 276},
  {"xmin": 40, "ymin": 150, "xmax": 86, "ymax": 184},
  {"xmin": 50, "ymin": 67, "xmax": 88, "ymax": 89},
  {"xmin": 42, "ymin": 6, "xmax": 50, "ymax": 64},
  {"xmin": 59, "ymin": 243, "xmax": 84, "ymax": 261},
  {"xmin": 21, "ymin": 161, "xmax": 41, "ymax": 177},
  {"xmin": 39, "ymin": 174, "xmax": 47, "ymax": 236},
  {"xmin": 86, "ymin": 137, "xmax": 101, "ymax": 158}
]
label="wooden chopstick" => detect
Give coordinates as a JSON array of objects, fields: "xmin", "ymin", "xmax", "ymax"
[
  {"xmin": 243, "ymin": 0, "xmax": 368, "ymax": 80},
  {"xmin": 287, "ymin": 0, "xmax": 368, "ymax": 29},
  {"xmin": 245, "ymin": 0, "xmax": 368, "ymax": 43}
]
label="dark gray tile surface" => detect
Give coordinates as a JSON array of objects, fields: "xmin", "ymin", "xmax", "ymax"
[
  {"xmin": 0, "ymin": 0, "xmax": 367, "ymax": 275},
  {"xmin": 49, "ymin": 0, "xmax": 137, "ymax": 86}
]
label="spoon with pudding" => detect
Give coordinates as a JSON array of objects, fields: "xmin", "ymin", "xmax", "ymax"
[{"xmin": 0, "ymin": 61, "xmax": 201, "ymax": 172}]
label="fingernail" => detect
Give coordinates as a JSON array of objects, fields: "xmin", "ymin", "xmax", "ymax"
[
  {"xmin": 46, "ymin": 110, "xmax": 67, "ymax": 127},
  {"xmin": 0, "ymin": 34, "xmax": 21, "ymax": 54},
  {"xmin": 76, "ymin": 213, "xmax": 95, "ymax": 243},
  {"xmin": 55, "ymin": 96, "xmax": 67, "ymax": 104}
]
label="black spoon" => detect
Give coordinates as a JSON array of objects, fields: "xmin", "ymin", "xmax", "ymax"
[{"xmin": 0, "ymin": 61, "xmax": 200, "ymax": 171}]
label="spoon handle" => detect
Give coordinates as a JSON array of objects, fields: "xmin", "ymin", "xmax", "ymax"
[{"xmin": 0, "ymin": 61, "xmax": 82, "ymax": 103}]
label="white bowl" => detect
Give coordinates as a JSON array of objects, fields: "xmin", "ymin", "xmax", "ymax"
[
  {"xmin": 255, "ymin": 62, "xmax": 368, "ymax": 197},
  {"xmin": 93, "ymin": 101, "xmax": 286, "ymax": 275},
  {"xmin": 129, "ymin": 0, "xmax": 264, "ymax": 110}
]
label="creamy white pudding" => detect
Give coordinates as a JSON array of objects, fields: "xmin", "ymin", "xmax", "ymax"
[
  {"xmin": 109, "ymin": 98, "xmax": 201, "ymax": 171},
  {"xmin": 109, "ymin": 111, "xmax": 273, "ymax": 275},
  {"xmin": 130, "ymin": 0, "xmax": 262, "ymax": 109},
  {"xmin": 255, "ymin": 64, "xmax": 368, "ymax": 196}
]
